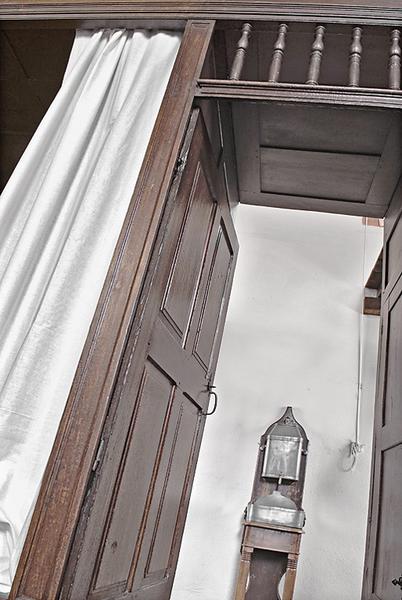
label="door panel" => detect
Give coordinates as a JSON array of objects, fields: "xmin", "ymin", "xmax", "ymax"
[
  {"xmin": 62, "ymin": 108, "xmax": 238, "ymax": 600},
  {"xmin": 363, "ymin": 175, "xmax": 402, "ymax": 600},
  {"xmin": 137, "ymin": 395, "xmax": 200, "ymax": 587},
  {"xmin": 92, "ymin": 359, "xmax": 176, "ymax": 593},
  {"xmin": 191, "ymin": 222, "xmax": 233, "ymax": 373},
  {"xmin": 161, "ymin": 163, "xmax": 216, "ymax": 343}
]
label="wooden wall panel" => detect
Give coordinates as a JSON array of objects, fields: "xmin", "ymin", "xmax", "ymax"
[
  {"xmin": 260, "ymin": 147, "xmax": 379, "ymax": 202},
  {"xmin": 258, "ymin": 103, "xmax": 392, "ymax": 154},
  {"xmin": 233, "ymin": 101, "xmax": 401, "ymax": 217},
  {"xmin": 0, "ymin": 27, "xmax": 74, "ymax": 189}
]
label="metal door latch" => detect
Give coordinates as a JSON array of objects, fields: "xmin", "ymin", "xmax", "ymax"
[{"xmin": 202, "ymin": 384, "xmax": 218, "ymax": 416}]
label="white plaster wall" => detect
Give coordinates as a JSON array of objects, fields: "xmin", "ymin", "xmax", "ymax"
[{"xmin": 171, "ymin": 205, "xmax": 383, "ymax": 600}]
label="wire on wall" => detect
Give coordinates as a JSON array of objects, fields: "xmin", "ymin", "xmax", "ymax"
[{"xmin": 346, "ymin": 220, "xmax": 368, "ymax": 472}]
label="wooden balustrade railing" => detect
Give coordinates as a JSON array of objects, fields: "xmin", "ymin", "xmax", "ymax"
[{"xmin": 227, "ymin": 22, "xmax": 402, "ymax": 92}]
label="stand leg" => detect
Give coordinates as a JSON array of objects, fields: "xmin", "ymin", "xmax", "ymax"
[
  {"xmin": 282, "ymin": 553, "xmax": 299, "ymax": 600},
  {"xmin": 234, "ymin": 546, "xmax": 253, "ymax": 600}
]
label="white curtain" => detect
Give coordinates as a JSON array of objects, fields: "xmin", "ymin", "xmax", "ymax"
[{"xmin": 0, "ymin": 28, "xmax": 181, "ymax": 594}]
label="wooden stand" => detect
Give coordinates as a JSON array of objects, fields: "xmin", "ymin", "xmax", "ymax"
[
  {"xmin": 234, "ymin": 408, "xmax": 308, "ymax": 600},
  {"xmin": 235, "ymin": 521, "xmax": 303, "ymax": 600}
]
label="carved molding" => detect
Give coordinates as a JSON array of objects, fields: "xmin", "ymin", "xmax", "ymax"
[{"xmin": 196, "ymin": 79, "xmax": 402, "ymax": 109}]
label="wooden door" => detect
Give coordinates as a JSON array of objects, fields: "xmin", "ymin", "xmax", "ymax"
[
  {"xmin": 60, "ymin": 108, "xmax": 238, "ymax": 600},
  {"xmin": 363, "ymin": 175, "xmax": 402, "ymax": 600}
]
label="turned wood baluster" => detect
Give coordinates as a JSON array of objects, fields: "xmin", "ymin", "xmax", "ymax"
[
  {"xmin": 229, "ymin": 23, "xmax": 252, "ymax": 80},
  {"xmin": 349, "ymin": 26, "xmax": 363, "ymax": 87},
  {"xmin": 389, "ymin": 29, "xmax": 401, "ymax": 90},
  {"xmin": 268, "ymin": 23, "xmax": 288, "ymax": 83},
  {"xmin": 306, "ymin": 25, "xmax": 325, "ymax": 85}
]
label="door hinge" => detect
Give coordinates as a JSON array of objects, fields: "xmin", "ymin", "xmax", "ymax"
[{"xmin": 92, "ymin": 438, "xmax": 105, "ymax": 473}]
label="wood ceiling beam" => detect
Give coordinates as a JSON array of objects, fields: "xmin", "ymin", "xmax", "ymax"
[{"xmin": 1, "ymin": 2, "xmax": 402, "ymax": 26}]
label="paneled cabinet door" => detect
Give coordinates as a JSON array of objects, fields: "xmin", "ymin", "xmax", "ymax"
[
  {"xmin": 362, "ymin": 178, "xmax": 402, "ymax": 600},
  {"xmin": 61, "ymin": 108, "xmax": 238, "ymax": 600}
]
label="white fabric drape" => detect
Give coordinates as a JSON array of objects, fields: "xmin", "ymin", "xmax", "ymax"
[{"xmin": 0, "ymin": 28, "xmax": 181, "ymax": 594}]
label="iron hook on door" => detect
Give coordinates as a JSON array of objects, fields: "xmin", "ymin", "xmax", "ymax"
[{"xmin": 202, "ymin": 384, "xmax": 218, "ymax": 416}]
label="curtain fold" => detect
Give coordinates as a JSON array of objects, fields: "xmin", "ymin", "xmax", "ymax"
[{"xmin": 0, "ymin": 28, "xmax": 181, "ymax": 594}]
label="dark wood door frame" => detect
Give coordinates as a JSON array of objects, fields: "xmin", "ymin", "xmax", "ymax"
[{"xmin": 9, "ymin": 18, "xmax": 215, "ymax": 600}]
